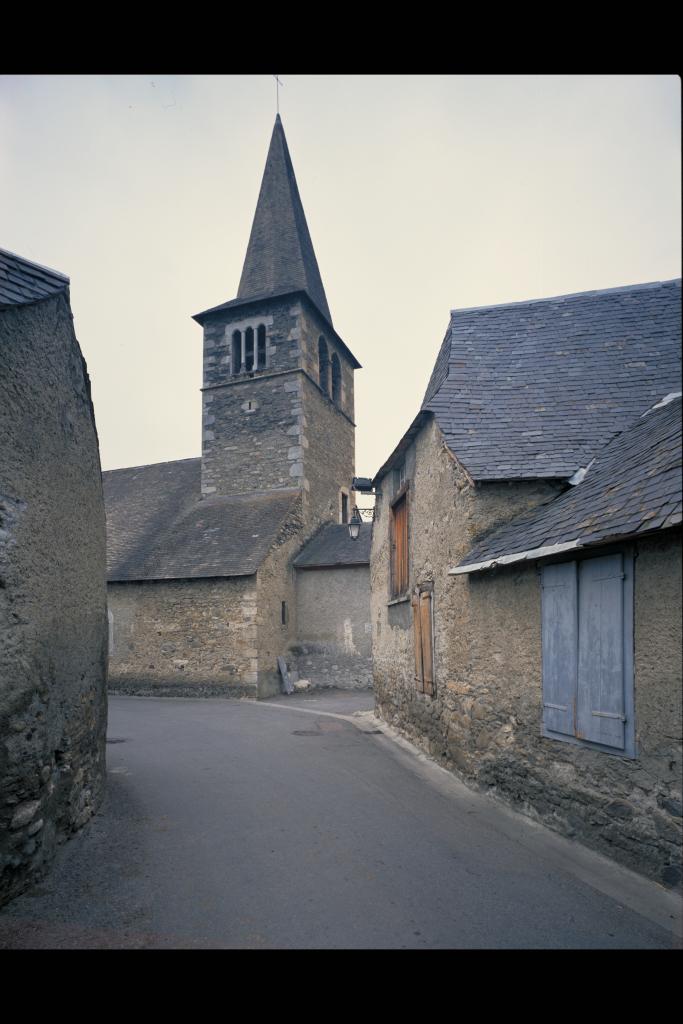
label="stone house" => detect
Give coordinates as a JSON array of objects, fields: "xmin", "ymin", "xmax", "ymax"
[
  {"xmin": 104, "ymin": 116, "xmax": 371, "ymax": 698},
  {"xmin": 370, "ymin": 280, "xmax": 682, "ymax": 887},
  {"xmin": 1, "ymin": 248, "xmax": 108, "ymax": 906}
]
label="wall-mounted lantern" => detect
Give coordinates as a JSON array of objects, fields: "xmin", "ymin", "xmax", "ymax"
[
  {"xmin": 348, "ymin": 477, "xmax": 375, "ymax": 541},
  {"xmin": 348, "ymin": 506, "xmax": 363, "ymax": 541}
]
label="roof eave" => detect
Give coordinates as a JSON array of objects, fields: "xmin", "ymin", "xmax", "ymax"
[
  {"xmin": 449, "ymin": 518, "xmax": 683, "ymax": 576},
  {"xmin": 192, "ymin": 288, "xmax": 361, "ymax": 370},
  {"xmin": 372, "ymin": 411, "xmax": 431, "ymax": 487}
]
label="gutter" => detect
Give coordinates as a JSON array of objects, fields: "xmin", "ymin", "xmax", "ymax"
[{"xmin": 449, "ymin": 539, "xmax": 580, "ymax": 576}]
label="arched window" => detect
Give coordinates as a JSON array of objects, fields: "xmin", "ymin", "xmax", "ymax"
[
  {"xmin": 318, "ymin": 336, "xmax": 330, "ymax": 395},
  {"xmin": 331, "ymin": 353, "xmax": 342, "ymax": 405},
  {"xmin": 257, "ymin": 324, "xmax": 266, "ymax": 369},
  {"xmin": 245, "ymin": 327, "xmax": 254, "ymax": 372},
  {"xmin": 232, "ymin": 330, "xmax": 242, "ymax": 374}
]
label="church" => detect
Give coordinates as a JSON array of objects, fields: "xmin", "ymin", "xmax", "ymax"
[{"xmin": 104, "ymin": 116, "xmax": 372, "ymax": 698}]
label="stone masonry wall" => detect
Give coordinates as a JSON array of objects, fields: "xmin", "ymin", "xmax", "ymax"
[
  {"xmin": 300, "ymin": 373, "xmax": 356, "ymax": 529},
  {"xmin": 254, "ymin": 495, "xmax": 306, "ymax": 698},
  {"xmin": 371, "ymin": 416, "xmax": 682, "ymax": 887},
  {"xmin": 201, "ymin": 296, "xmax": 302, "ymax": 497},
  {"xmin": 1, "ymin": 292, "xmax": 108, "ymax": 907},
  {"xmin": 107, "ymin": 576, "xmax": 257, "ymax": 697},
  {"xmin": 200, "ymin": 296, "xmax": 355, "ymax": 508},
  {"xmin": 292, "ymin": 565, "xmax": 372, "ymax": 690}
]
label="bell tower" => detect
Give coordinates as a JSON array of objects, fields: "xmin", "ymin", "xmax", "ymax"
[{"xmin": 192, "ymin": 115, "xmax": 361, "ymax": 529}]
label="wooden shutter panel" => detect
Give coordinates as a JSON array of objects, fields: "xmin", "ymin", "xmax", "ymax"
[
  {"xmin": 576, "ymin": 554, "xmax": 626, "ymax": 749},
  {"xmin": 392, "ymin": 495, "xmax": 408, "ymax": 596},
  {"xmin": 412, "ymin": 592, "xmax": 423, "ymax": 691},
  {"xmin": 420, "ymin": 591, "xmax": 434, "ymax": 696},
  {"xmin": 541, "ymin": 561, "xmax": 577, "ymax": 737}
]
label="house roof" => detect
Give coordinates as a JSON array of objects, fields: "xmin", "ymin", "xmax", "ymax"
[
  {"xmin": 418, "ymin": 279, "xmax": 681, "ymax": 483},
  {"xmin": 293, "ymin": 522, "xmax": 372, "ymax": 568},
  {"xmin": 104, "ymin": 457, "xmax": 301, "ymax": 581},
  {"xmin": 0, "ymin": 247, "xmax": 69, "ymax": 308},
  {"xmin": 452, "ymin": 394, "xmax": 682, "ymax": 574}
]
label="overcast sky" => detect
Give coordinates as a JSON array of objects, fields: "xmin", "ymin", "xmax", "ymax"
[{"xmin": 1, "ymin": 74, "xmax": 680, "ymax": 478}]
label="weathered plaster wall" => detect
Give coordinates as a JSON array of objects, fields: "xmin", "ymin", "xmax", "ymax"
[
  {"xmin": 107, "ymin": 576, "xmax": 257, "ymax": 697},
  {"xmin": 372, "ymin": 417, "xmax": 682, "ymax": 887},
  {"xmin": 0, "ymin": 292, "xmax": 107, "ymax": 907},
  {"xmin": 292, "ymin": 565, "xmax": 372, "ymax": 689}
]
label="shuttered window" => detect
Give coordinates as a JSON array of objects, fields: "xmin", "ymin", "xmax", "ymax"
[
  {"xmin": 541, "ymin": 551, "xmax": 634, "ymax": 757},
  {"xmin": 391, "ymin": 491, "xmax": 409, "ymax": 597},
  {"xmin": 412, "ymin": 587, "xmax": 434, "ymax": 696}
]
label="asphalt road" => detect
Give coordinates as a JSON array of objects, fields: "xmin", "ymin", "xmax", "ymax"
[{"xmin": 0, "ymin": 691, "xmax": 679, "ymax": 949}]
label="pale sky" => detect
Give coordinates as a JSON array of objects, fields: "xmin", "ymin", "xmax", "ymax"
[{"xmin": 1, "ymin": 75, "xmax": 680, "ymax": 479}]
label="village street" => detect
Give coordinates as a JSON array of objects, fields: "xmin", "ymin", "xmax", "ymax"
[{"xmin": 0, "ymin": 691, "xmax": 679, "ymax": 950}]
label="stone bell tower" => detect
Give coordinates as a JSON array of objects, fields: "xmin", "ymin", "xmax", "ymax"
[{"xmin": 192, "ymin": 115, "xmax": 361, "ymax": 530}]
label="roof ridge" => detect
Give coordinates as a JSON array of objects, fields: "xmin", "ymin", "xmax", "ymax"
[
  {"xmin": 102, "ymin": 456, "xmax": 200, "ymax": 475},
  {"xmin": 450, "ymin": 278, "xmax": 681, "ymax": 317}
]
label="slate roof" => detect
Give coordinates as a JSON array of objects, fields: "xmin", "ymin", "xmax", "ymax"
[
  {"xmin": 422, "ymin": 279, "xmax": 681, "ymax": 482},
  {"xmin": 193, "ymin": 115, "xmax": 338, "ymax": 332},
  {"xmin": 453, "ymin": 394, "xmax": 682, "ymax": 573},
  {"xmin": 293, "ymin": 522, "xmax": 372, "ymax": 568},
  {"xmin": 0, "ymin": 247, "xmax": 69, "ymax": 308},
  {"xmin": 103, "ymin": 457, "xmax": 301, "ymax": 581}
]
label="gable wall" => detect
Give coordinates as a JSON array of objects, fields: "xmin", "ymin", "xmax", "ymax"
[
  {"xmin": 1, "ymin": 293, "xmax": 108, "ymax": 906},
  {"xmin": 372, "ymin": 417, "xmax": 682, "ymax": 887}
]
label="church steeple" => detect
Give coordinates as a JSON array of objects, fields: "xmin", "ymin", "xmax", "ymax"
[{"xmin": 237, "ymin": 114, "xmax": 333, "ymax": 325}]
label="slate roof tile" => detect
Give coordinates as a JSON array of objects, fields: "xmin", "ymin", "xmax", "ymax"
[
  {"xmin": 421, "ymin": 279, "xmax": 680, "ymax": 482},
  {"xmin": 293, "ymin": 522, "xmax": 372, "ymax": 568},
  {"xmin": 456, "ymin": 396, "xmax": 682, "ymax": 570},
  {"xmin": 103, "ymin": 458, "xmax": 301, "ymax": 581},
  {"xmin": 0, "ymin": 247, "xmax": 69, "ymax": 307}
]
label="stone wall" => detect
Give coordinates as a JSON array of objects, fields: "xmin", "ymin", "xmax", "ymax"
[
  {"xmin": 107, "ymin": 576, "xmax": 257, "ymax": 697},
  {"xmin": 254, "ymin": 497, "xmax": 306, "ymax": 699},
  {"xmin": 300, "ymin": 373, "xmax": 356, "ymax": 529},
  {"xmin": 292, "ymin": 565, "xmax": 372, "ymax": 689},
  {"xmin": 1, "ymin": 291, "xmax": 108, "ymax": 907},
  {"xmin": 200, "ymin": 295, "xmax": 356, "ymax": 513},
  {"xmin": 371, "ymin": 415, "xmax": 682, "ymax": 887},
  {"xmin": 201, "ymin": 296, "xmax": 303, "ymax": 498}
]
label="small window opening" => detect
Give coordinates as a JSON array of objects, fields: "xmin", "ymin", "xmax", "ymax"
[
  {"xmin": 331, "ymin": 353, "xmax": 342, "ymax": 405},
  {"xmin": 232, "ymin": 330, "xmax": 242, "ymax": 374},
  {"xmin": 281, "ymin": 601, "xmax": 287, "ymax": 626},
  {"xmin": 341, "ymin": 492, "xmax": 349, "ymax": 524},
  {"xmin": 257, "ymin": 324, "xmax": 267, "ymax": 369},
  {"xmin": 245, "ymin": 327, "xmax": 255, "ymax": 372},
  {"xmin": 318, "ymin": 336, "xmax": 330, "ymax": 395}
]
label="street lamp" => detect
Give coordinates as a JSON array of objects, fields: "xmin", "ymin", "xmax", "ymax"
[
  {"xmin": 348, "ymin": 478, "xmax": 375, "ymax": 541},
  {"xmin": 348, "ymin": 506, "xmax": 363, "ymax": 541}
]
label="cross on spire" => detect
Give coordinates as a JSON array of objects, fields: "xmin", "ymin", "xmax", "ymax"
[{"xmin": 274, "ymin": 75, "xmax": 283, "ymax": 115}]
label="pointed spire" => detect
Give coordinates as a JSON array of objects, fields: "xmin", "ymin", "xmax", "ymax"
[{"xmin": 237, "ymin": 115, "xmax": 333, "ymax": 324}]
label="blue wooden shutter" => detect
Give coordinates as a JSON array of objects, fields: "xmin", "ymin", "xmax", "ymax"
[
  {"xmin": 541, "ymin": 561, "xmax": 577, "ymax": 737},
  {"xmin": 576, "ymin": 553, "xmax": 626, "ymax": 750}
]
